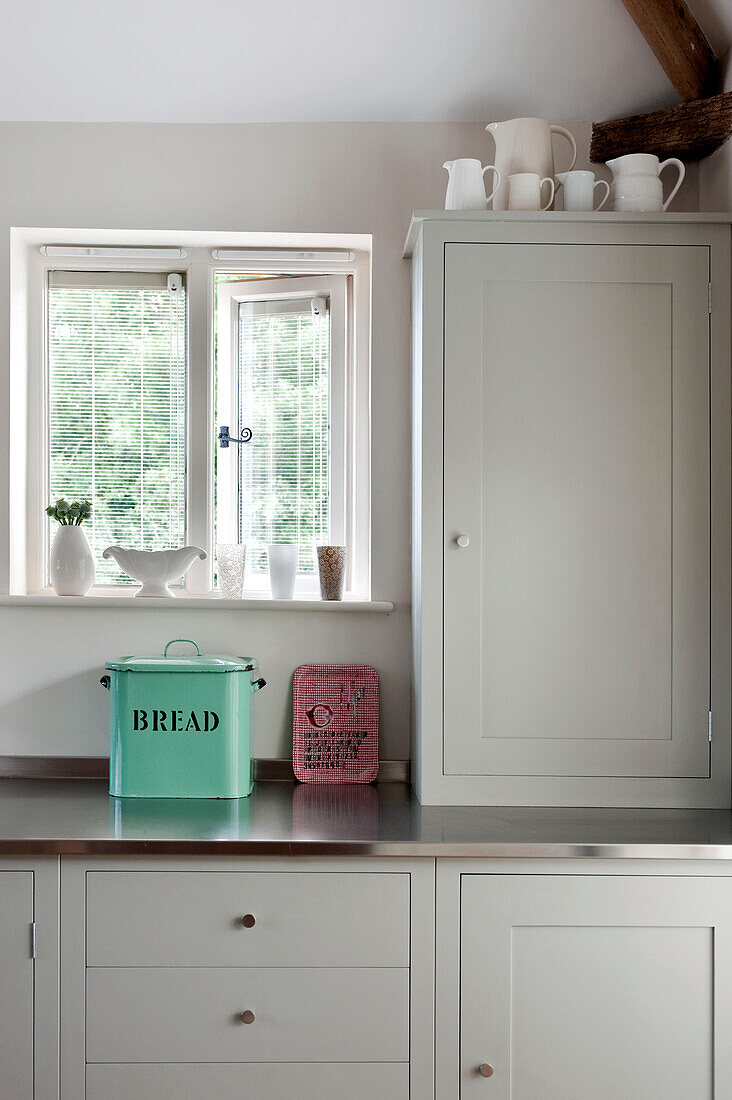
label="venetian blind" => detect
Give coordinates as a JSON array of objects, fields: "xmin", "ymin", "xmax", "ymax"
[
  {"xmin": 237, "ymin": 296, "xmax": 330, "ymax": 576},
  {"xmin": 47, "ymin": 271, "xmax": 186, "ymax": 584}
]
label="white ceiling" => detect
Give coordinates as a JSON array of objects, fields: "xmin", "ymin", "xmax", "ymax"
[{"xmin": 0, "ymin": 0, "xmax": 728, "ymax": 124}]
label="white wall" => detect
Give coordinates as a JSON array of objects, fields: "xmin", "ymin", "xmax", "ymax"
[
  {"xmin": 0, "ymin": 120, "xmax": 698, "ymax": 760},
  {"xmin": 700, "ymin": 130, "xmax": 732, "ymax": 211},
  {"xmin": 700, "ymin": 51, "xmax": 732, "ymax": 211}
]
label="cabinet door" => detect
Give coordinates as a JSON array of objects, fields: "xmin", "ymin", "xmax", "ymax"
[
  {"xmin": 0, "ymin": 871, "xmax": 34, "ymax": 1098},
  {"xmin": 460, "ymin": 874, "xmax": 732, "ymax": 1099},
  {"xmin": 444, "ymin": 243, "xmax": 710, "ymax": 779}
]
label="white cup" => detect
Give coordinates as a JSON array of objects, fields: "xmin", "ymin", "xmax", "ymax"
[
  {"xmin": 556, "ymin": 170, "xmax": 610, "ymax": 212},
  {"xmin": 267, "ymin": 544, "xmax": 298, "ymax": 599},
  {"xmin": 507, "ymin": 172, "xmax": 555, "ymax": 211}
]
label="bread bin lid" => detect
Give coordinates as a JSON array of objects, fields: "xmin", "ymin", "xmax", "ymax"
[{"xmin": 105, "ymin": 638, "xmax": 257, "ymax": 674}]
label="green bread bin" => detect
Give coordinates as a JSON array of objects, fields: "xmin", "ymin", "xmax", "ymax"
[{"xmin": 102, "ymin": 638, "xmax": 265, "ymax": 799}]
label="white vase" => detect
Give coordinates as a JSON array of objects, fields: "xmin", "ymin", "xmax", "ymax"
[{"xmin": 50, "ymin": 526, "xmax": 95, "ymax": 596}]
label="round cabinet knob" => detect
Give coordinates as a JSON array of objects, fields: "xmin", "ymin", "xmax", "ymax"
[
  {"xmin": 478, "ymin": 1063, "xmax": 494, "ymax": 1078},
  {"xmin": 456, "ymin": 535, "xmax": 470, "ymax": 548},
  {"xmin": 241, "ymin": 913, "xmax": 256, "ymax": 928},
  {"xmin": 239, "ymin": 1010, "xmax": 255, "ymax": 1024}
]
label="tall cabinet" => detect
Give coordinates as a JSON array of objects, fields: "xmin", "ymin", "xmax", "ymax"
[{"xmin": 406, "ymin": 213, "xmax": 731, "ymax": 806}]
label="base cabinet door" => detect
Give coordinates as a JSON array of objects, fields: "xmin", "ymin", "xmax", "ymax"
[
  {"xmin": 0, "ymin": 871, "xmax": 34, "ymax": 1099},
  {"xmin": 460, "ymin": 874, "xmax": 732, "ymax": 1099}
]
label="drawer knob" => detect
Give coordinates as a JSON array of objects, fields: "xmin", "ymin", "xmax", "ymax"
[
  {"xmin": 241, "ymin": 913, "xmax": 256, "ymax": 928},
  {"xmin": 456, "ymin": 535, "xmax": 470, "ymax": 548},
  {"xmin": 239, "ymin": 1010, "xmax": 256, "ymax": 1024},
  {"xmin": 478, "ymin": 1063, "xmax": 494, "ymax": 1078}
]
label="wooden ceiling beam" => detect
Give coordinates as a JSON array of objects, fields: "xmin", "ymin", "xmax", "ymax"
[
  {"xmin": 591, "ymin": 91, "xmax": 732, "ymax": 161},
  {"xmin": 618, "ymin": 0, "xmax": 718, "ymax": 100}
]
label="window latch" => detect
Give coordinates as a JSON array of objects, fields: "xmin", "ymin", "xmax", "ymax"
[{"xmin": 218, "ymin": 425, "xmax": 253, "ymax": 448}]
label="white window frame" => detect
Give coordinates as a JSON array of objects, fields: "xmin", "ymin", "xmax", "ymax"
[
  {"xmin": 216, "ymin": 275, "xmax": 348, "ymax": 597},
  {"xmin": 41, "ymin": 268, "xmax": 189, "ymax": 591},
  {"xmin": 18, "ymin": 234, "xmax": 372, "ymax": 600}
]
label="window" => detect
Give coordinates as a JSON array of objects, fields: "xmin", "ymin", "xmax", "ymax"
[
  {"xmin": 20, "ymin": 238, "xmax": 371, "ymax": 600},
  {"xmin": 47, "ymin": 271, "xmax": 186, "ymax": 584},
  {"xmin": 216, "ymin": 275, "xmax": 347, "ymax": 595}
]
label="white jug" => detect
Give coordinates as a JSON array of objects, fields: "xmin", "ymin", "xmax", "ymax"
[
  {"xmin": 485, "ymin": 117, "xmax": 577, "ymax": 211},
  {"xmin": 606, "ymin": 153, "xmax": 685, "ymax": 212},
  {"xmin": 444, "ymin": 158, "xmax": 501, "ymax": 211}
]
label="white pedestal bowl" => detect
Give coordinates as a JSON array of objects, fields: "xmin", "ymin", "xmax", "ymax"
[{"xmin": 102, "ymin": 546, "xmax": 207, "ymax": 597}]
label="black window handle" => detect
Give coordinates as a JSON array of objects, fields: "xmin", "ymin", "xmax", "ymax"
[{"xmin": 218, "ymin": 425, "xmax": 253, "ymax": 448}]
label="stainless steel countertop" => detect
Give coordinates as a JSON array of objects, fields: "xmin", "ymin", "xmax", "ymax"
[{"xmin": 2, "ymin": 779, "xmax": 732, "ymax": 858}]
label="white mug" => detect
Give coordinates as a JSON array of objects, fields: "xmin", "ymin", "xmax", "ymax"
[
  {"xmin": 444, "ymin": 158, "xmax": 501, "ymax": 211},
  {"xmin": 556, "ymin": 170, "xmax": 610, "ymax": 212},
  {"xmin": 507, "ymin": 172, "xmax": 555, "ymax": 211},
  {"xmin": 267, "ymin": 544, "xmax": 298, "ymax": 599}
]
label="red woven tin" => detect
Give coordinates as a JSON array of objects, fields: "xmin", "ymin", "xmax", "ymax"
[{"xmin": 293, "ymin": 665, "xmax": 379, "ymax": 783}]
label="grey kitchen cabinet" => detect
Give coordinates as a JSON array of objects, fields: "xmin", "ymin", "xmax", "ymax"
[
  {"xmin": 86, "ymin": 966, "xmax": 409, "ymax": 1063},
  {"xmin": 406, "ymin": 213, "xmax": 732, "ymax": 806},
  {"xmin": 84, "ymin": 1063, "xmax": 410, "ymax": 1100},
  {"xmin": 436, "ymin": 860, "xmax": 732, "ymax": 1099},
  {"xmin": 8, "ymin": 842, "xmax": 732, "ymax": 1100},
  {"xmin": 0, "ymin": 870, "xmax": 34, "ymax": 1098},
  {"xmin": 59, "ymin": 857, "xmax": 435, "ymax": 1100},
  {"xmin": 0, "ymin": 860, "xmax": 59, "ymax": 1100},
  {"xmin": 85, "ymin": 869, "xmax": 409, "ymax": 966}
]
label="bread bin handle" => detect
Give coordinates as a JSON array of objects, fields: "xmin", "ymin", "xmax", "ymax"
[{"xmin": 164, "ymin": 638, "xmax": 201, "ymax": 658}]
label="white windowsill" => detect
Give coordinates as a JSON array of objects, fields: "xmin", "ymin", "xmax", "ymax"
[{"xmin": 0, "ymin": 593, "xmax": 394, "ymax": 613}]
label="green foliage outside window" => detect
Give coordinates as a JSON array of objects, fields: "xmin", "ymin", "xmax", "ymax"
[
  {"xmin": 238, "ymin": 309, "xmax": 329, "ymax": 576},
  {"xmin": 48, "ymin": 285, "xmax": 185, "ymax": 584}
]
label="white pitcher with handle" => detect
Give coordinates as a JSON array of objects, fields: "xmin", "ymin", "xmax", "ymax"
[
  {"xmin": 606, "ymin": 153, "xmax": 685, "ymax": 212},
  {"xmin": 485, "ymin": 117, "xmax": 577, "ymax": 210},
  {"xmin": 443, "ymin": 158, "xmax": 501, "ymax": 210}
]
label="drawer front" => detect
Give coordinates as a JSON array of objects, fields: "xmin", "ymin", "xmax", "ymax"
[
  {"xmin": 86, "ymin": 967, "xmax": 409, "ymax": 1063},
  {"xmin": 86, "ymin": 1062, "xmax": 409, "ymax": 1099},
  {"xmin": 86, "ymin": 871, "xmax": 409, "ymax": 967}
]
